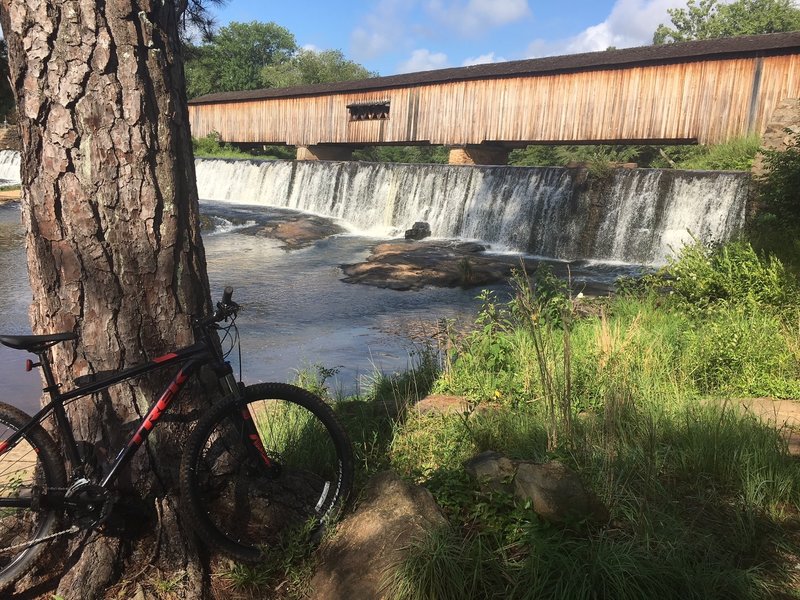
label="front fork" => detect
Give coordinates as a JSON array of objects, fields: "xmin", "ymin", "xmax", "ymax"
[{"xmin": 220, "ymin": 373, "xmax": 279, "ymax": 476}]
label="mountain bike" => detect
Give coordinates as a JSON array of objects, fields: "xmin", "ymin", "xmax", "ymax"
[{"xmin": 0, "ymin": 287, "xmax": 354, "ymax": 591}]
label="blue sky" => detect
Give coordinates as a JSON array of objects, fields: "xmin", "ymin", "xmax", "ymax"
[{"xmin": 209, "ymin": 0, "xmax": 709, "ymax": 75}]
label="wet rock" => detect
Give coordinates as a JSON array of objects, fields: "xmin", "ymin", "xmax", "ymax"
[
  {"xmin": 309, "ymin": 471, "xmax": 447, "ymax": 600},
  {"xmin": 340, "ymin": 239, "xmax": 538, "ymax": 291},
  {"xmin": 404, "ymin": 221, "xmax": 431, "ymax": 240},
  {"xmin": 244, "ymin": 213, "xmax": 345, "ymax": 250}
]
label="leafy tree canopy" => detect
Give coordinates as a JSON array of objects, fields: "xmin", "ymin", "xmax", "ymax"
[
  {"xmin": 260, "ymin": 48, "xmax": 377, "ymax": 88},
  {"xmin": 653, "ymin": 0, "xmax": 800, "ymax": 44},
  {"xmin": 185, "ymin": 21, "xmax": 376, "ymax": 98},
  {"xmin": 185, "ymin": 21, "xmax": 298, "ymax": 97}
]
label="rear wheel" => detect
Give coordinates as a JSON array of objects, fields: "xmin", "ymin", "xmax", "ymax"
[
  {"xmin": 180, "ymin": 383, "xmax": 354, "ymax": 562},
  {"xmin": 0, "ymin": 402, "xmax": 66, "ymax": 592}
]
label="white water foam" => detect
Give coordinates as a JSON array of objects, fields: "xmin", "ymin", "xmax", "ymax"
[{"xmin": 195, "ymin": 158, "xmax": 750, "ymax": 265}]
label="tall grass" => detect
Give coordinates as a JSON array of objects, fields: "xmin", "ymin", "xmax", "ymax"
[{"xmin": 385, "ymin": 245, "xmax": 800, "ymax": 599}]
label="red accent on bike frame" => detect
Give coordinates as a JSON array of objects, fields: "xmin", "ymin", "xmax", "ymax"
[
  {"xmin": 248, "ymin": 433, "xmax": 272, "ymax": 466},
  {"xmin": 240, "ymin": 407, "xmax": 272, "ymax": 466},
  {"xmin": 130, "ymin": 369, "xmax": 189, "ymax": 446},
  {"xmin": 153, "ymin": 353, "xmax": 179, "ymax": 364},
  {"xmin": 0, "ymin": 441, "xmax": 8, "ymax": 455}
]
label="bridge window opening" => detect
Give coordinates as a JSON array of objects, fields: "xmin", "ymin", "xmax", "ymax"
[{"xmin": 347, "ymin": 101, "xmax": 390, "ymax": 121}]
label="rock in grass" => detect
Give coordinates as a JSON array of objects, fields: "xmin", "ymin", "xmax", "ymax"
[
  {"xmin": 465, "ymin": 452, "xmax": 608, "ymax": 524},
  {"xmin": 310, "ymin": 471, "xmax": 447, "ymax": 600}
]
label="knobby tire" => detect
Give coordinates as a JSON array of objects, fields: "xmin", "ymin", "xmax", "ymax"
[
  {"xmin": 180, "ymin": 383, "xmax": 354, "ymax": 562},
  {"xmin": 0, "ymin": 402, "xmax": 66, "ymax": 592}
]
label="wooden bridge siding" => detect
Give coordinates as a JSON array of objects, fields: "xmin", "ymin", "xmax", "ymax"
[{"xmin": 188, "ymin": 54, "xmax": 800, "ymax": 146}]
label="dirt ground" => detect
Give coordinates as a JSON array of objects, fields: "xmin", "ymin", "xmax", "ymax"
[{"xmin": 0, "ymin": 189, "xmax": 20, "ymax": 202}]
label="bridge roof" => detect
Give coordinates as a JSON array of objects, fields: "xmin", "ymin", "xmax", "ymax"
[{"xmin": 189, "ymin": 31, "xmax": 800, "ymax": 105}]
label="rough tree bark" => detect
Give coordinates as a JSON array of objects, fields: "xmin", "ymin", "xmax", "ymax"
[{"xmin": 0, "ymin": 1, "xmax": 213, "ymax": 597}]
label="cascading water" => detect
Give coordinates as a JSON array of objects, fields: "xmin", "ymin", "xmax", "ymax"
[
  {"xmin": 0, "ymin": 151, "xmax": 750, "ymax": 264},
  {"xmin": 0, "ymin": 150, "xmax": 20, "ymax": 185},
  {"xmin": 195, "ymin": 158, "xmax": 750, "ymax": 265}
]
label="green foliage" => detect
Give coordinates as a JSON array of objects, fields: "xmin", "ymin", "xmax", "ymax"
[
  {"xmin": 385, "ymin": 399, "xmax": 800, "ymax": 599},
  {"xmin": 659, "ymin": 239, "xmax": 797, "ymax": 310},
  {"xmin": 352, "ymin": 145, "xmax": 450, "ymax": 164},
  {"xmin": 508, "ymin": 144, "xmax": 642, "ymax": 168},
  {"xmin": 685, "ymin": 308, "xmax": 800, "ymax": 396},
  {"xmin": 184, "ymin": 20, "xmax": 375, "ymax": 99},
  {"xmin": 191, "ymin": 132, "xmax": 254, "ymax": 159},
  {"xmin": 220, "ymin": 518, "xmax": 318, "ymax": 596},
  {"xmin": 748, "ymin": 129, "xmax": 800, "ymax": 269},
  {"xmin": 654, "ymin": 0, "xmax": 800, "ymax": 44},
  {"xmin": 508, "ymin": 138, "xmax": 758, "ymax": 171},
  {"xmin": 756, "ymin": 129, "xmax": 800, "ymax": 224},
  {"xmin": 292, "ymin": 363, "xmax": 342, "ymax": 400},
  {"xmin": 376, "ymin": 236, "xmax": 800, "ymax": 599},
  {"xmin": 184, "ymin": 21, "xmax": 298, "ymax": 98},
  {"xmin": 261, "ymin": 48, "xmax": 377, "ymax": 88},
  {"xmin": 659, "ymin": 135, "xmax": 760, "ymax": 171}
]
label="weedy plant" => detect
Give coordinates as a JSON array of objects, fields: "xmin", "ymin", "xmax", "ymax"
[{"xmin": 385, "ymin": 239, "xmax": 800, "ymax": 599}]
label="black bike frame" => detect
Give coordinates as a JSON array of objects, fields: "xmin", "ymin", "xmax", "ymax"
[{"xmin": 0, "ymin": 333, "xmax": 242, "ymax": 509}]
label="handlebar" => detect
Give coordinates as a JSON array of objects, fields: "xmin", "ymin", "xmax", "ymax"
[{"xmin": 196, "ymin": 287, "xmax": 240, "ymax": 328}]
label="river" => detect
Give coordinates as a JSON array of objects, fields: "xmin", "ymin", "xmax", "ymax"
[{"xmin": 0, "ymin": 153, "xmax": 750, "ymax": 413}]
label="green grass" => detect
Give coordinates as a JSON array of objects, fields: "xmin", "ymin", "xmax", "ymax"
[
  {"xmin": 222, "ymin": 240, "xmax": 800, "ymax": 599},
  {"xmin": 667, "ymin": 135, "xmax": 761, "ymax": 171},
  {"xmin": 383, "ymin": 393, "xmax": 800, "ymax": 599},
  {"xmin": 377, "ymin": 247, "xmax": 800, "ymax": 599}
]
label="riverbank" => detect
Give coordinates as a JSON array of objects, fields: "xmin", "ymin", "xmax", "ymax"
[
  {"xmin": 0, "ymin": 189, "xmax": 20, "ymax": 203},
  {"xmin": 218, "ymin": 238, "xmax": 800, "ymax": 599}
]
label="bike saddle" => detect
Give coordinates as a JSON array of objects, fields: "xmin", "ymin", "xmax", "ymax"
[{"xmin": 0, "ymin": 332, "xmax": 78, "ymax": 352}]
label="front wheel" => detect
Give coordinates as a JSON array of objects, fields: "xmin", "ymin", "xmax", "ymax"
[
  {"xmin": 0, "ymin": 402, "xmax": 67, "ymax": 593},
  {"xmin": 180, "ymin": 383, "xmax": 354, "ymax": 562}
]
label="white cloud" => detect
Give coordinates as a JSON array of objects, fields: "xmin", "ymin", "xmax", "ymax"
[
  {"xmin": 426, "ymin": 0, "xmax": 531, "ymax": 35},
  {"xmin": 526, "ymin": 0, "xmax": 693, "ymax": 58},
  {"xmin": 462, "ymin": 52, "xmax": 507, "ymax": 66},
  {"xmin": 397, "ymin": 49, "xmax": 450, "ymax": 73},
  {"xmin": 350, "ymin": 0, "xmax": 417, "ymax": 60}
]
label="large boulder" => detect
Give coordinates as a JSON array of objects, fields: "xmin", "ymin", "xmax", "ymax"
[
  {"xmin": 465, "ymin": 451, "xmax": 607, "ymax": 524},
  {"xmin": 309, "ymin": 471, "xmax": 447, "ymax": 600},
  {"xmin": 404, "ymin": 221, "xmax": 431, "ymax": 240}
]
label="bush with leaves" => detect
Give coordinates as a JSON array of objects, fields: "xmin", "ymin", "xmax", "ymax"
[
  {"xmin": 756, "ymin": 129, "xmax": 800, "ymax": 225},
  {"xmin": 659, "ymin": 239, "xmax": 797, "ymax": 312}
]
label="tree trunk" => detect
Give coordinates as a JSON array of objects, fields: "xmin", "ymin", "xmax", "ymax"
[{"xmin": 0, "ymin": 1, "xmax": 213, "ymax": 597}]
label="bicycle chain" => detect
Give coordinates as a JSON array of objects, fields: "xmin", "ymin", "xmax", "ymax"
[
  {"xmin": 0, "ymin": 484, "xmax": 85, "ymax": 555},
  {"xmin": 0, "ymin": 524, "xmax": 80, "ymax": 554}
]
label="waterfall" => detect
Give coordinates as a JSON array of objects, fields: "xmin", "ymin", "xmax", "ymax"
[
  {"xmin": 195, "ymin": 158, "xmax": 750, "ymax": 265},
  {"xmin": 0, "ymin": 151, "xmax": 749, "ymax": 265},
  {"xmin": 0, "ymin": 150, "xmax": 20, "ymax": 185}
]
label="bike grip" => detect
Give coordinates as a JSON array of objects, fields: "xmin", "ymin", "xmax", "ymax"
[{"xmin": 222, "ymin": 286, "xmax": 234, "ymax": 305}]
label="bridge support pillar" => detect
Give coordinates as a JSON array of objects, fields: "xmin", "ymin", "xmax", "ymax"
[
  {"xmin": 448, "ymin": 146, "xmax": 510, "ymax": 165},
  {"xmin": 752, "ymin": 97, "xmax": 800, "ymax": 177},
  {"xmin": 297, "ymin": 145, "xmax": 353, "ymax": 161}
]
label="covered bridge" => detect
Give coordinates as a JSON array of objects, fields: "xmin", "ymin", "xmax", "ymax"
[{"xmin": 188, "ymin": 32, "xmax": 800, "ymax": 164}]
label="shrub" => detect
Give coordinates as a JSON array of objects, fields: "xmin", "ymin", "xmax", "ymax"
[
  {"xmin": 684, "ymin": 308, "xmax": 800, "ymax": 397},
  {"xmin": 660, "ymin": 239, "xmax": 797, "ymax": 311},
  {"xmin": 756, "ymin": 129, "xmax": 800, "ymax": 226},
  {"xmin": 664, "ymin": 135, "xmax": 760, "ymax": 171}
]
